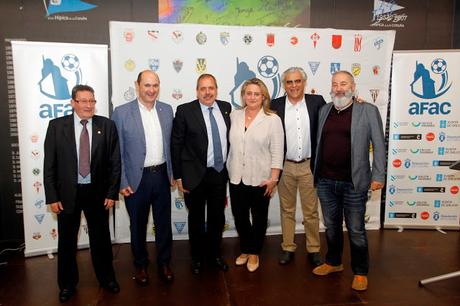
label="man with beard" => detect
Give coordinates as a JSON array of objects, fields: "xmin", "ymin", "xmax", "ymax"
[{"xmin": 312, "ymin": 71, "xmax": 385, "ymax": 291}]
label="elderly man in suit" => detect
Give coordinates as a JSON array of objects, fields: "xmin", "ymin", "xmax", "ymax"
[
  {"xmin": 171, "ymin": 74, "xmax": 231, "ymax": 275},
  {"xmin": 312, "ymin": 71, "xmax": 385, "ymax": 291},
  {"xmin": 271, "ymin": 67, "xmax": 325, "ymax": 267},
  {"xmin": 44, "ymin": 84, "xmax": 121, "ymax": 302},
  {"xmin": 112, "ymin": 70, "xmax": 174, "ymax": 284}
]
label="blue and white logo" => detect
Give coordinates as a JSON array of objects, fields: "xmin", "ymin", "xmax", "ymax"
[
  {"xmin": 434, "ymin": 200, "xmax": 441, "ymax": 208},
  {"xmin": 439, "ymin": 132, "xmax": 446, "ymax": 142},
  {"xmin": 39, "ymin": 54, "xmax": 82, "ymax": 100},
  {"xmin": 174, "ymin": 222, "xmax": 186, "ymax": 234},
  {"xmin": 388, "ymin": 185, "xmax": 396, "ymax": 195},
  {"xmin": 404, "ymin": 159, "xmax": 411, "ymax": 168},
  {"xmin": 410, "ymin": 58, "xmax": 452, "ymax": 99},
  {"xmin": 44, "ymin": 0, "xmax": 97, "ymax": 17},
  {"xmin": 433, "ymin": 211, "xmax": 440, "ymax": 221},
  {"xmin": 330, "ymin": 62, "xmax": 340, "ymax": 74}
]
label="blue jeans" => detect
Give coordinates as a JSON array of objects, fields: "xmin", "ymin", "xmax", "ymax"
[{"xmin": 317, "ymin": 178, "xmax": 369, "ymax": 275}]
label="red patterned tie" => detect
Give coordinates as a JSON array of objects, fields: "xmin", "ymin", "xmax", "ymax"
[{"xmin": 79, "ymin": 120, "xmax": 90, "ymax": 177}]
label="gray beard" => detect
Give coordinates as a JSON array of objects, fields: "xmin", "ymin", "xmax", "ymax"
[{"xmin": 330, "ymin": 90, "xmax": 354, "ymax": 109}]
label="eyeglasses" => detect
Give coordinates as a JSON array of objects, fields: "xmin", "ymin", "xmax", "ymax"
[{"xmin": 75, "ymin": 99, "xmax": 97, "ymax": 104}]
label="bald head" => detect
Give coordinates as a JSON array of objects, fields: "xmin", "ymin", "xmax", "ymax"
[{"xmin": 136, "ymin": 70, "xmax": 160, "ymax": 108}]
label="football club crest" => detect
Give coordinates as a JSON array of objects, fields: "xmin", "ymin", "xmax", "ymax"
[
  {"xmin": 34, "ymin": 199, "xmax": 44, "ymax": 209},
  {"xmin": 174, "ymin": 222, "xmax": 186, "ymax": 234},
  {"xmin": 266, "ymin": 33, "xmax": 275, "ymax": 47},
  {"xmin": 31, "ymin": 149, "xmax": 40, "ymax": 159},
  {"xmin": 308, "ymin": 61, "xmax": 320, "ymax": 75},
  {"xmin": 50, "ymin": 228, "xmax": 57, "ymax": 240},
  {"xmin": 172, "ymin": 30, "xmax": 183, "ymax": 43},
  {"xmin": 175, "ymin": 197, "xmax": 184, "ymax": 209},
  {"xmin": 124, "ymin": 29, "xmax": 134, "ymax": 42},
  {"xmin": 148, "ymin": 58, "xmax": 159, "ymax": 72},
  {"xmin": 196, "ymin": 31, "xmax": 207, "ymax": 45},
  {"xmin": 332, "ymin": 35, "xmax": 342, "ymax": 49},
  {"xmin": 290, "ymin": 36, "xmax": 298, "ymax": 45},
  {"xmin": 243, "ymin": 34, "xmax": 253, "ymax": 45},
  {"xmin": 196, "ymin": 58, "xmax": 207, "ymax": 74},
  {"xmin": 173, "ymin": 59, "xmax": 183, "ymax": 73},
  {"xmin": 147, "ymin": 30, "xmax": 159, "ymax": 40},
  {"xmin": 32, "ymin": 168, "xmax": 40, "ymax": 176},
  {"xmin": 220, "ymin": 32, "xmax": 230, "ymax": 45},
  {"xmin": 33, "ymin": 181, "xmax": 42, "ymax": 193},
  {"xmin": 354, "ymin": 34, "xmax": 362, "ymax": 52},
  {"xmin": 373, "ymin": 65, "xmax": 380, "ymax": 75},
  {"xmin": 124, "ymin": 59, "xmax": 135, "ymax": 72},
  {"xmin": 374, "ymin": 37, "xmax": 384, "ymax": 50},
  {"xmin": 330, "ymin": 63, "xmax": 340, "ymax": 74},
  {"xmin": 351, "ymin": 63, "xmax": 361, "ymax": 76},
  {"xmin": 34, "ymin": 214, "xmax": 45, "ymax": 224},
  {"xmin": 124, "ymin": 87, "xmax": 135, "ymax": 102},
  {"xmin": 32, "ymin": 232, "xmax": 42, "ymax": 240},
  {"xmin": 370, "ymin": 89, "xmax": 380, "ymax": 103},
  {"xmin": 310, "ymin": 32, "xmax": 320, "ymax": 48},
  {"xmin": 30, "ymin": 134, "xmax": 39, "ymax": 143},
  {"xmin": 172, "ymin": 89, "xmax": 183, "ymax": 100}
]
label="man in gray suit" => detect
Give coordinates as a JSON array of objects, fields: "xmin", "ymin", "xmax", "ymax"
[
  {"xmin": 112, "ymin": 70, "xmax": 175, "ymax": 284},
  {"xmin": 312, "ymin": 71, "xmax": 385, "ymax": 292}
]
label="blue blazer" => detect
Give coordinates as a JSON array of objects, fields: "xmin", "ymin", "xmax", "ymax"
[
  {"xmin": 314, "ymin": 102, "xmax": 386, "ymax": 192},
  {"xmin": 112, "ymin": 99, "xmax": 173, "ymax": 192}
]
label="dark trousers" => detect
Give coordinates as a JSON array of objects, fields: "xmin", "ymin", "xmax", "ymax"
[
  {"xmin": 316, "ymin": 178, "xmax": 369, "ymax": 275},
  {"xmin": 57, "ymin": 184, "xmax": 115, "ymax": 290},
  {"xmin": 124, "ymin": 164, "xmax": 172, "ymax": 268},
  {"xmin": 184, "ymin": 168, "xmax": 227, "ymax": 260},
  {"xmin": 229, "ymin": 182, "xmax": 270, "ymax": 255}
]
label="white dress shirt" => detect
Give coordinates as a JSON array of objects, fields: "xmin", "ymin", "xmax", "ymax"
[
  {"xmin": 199, "ymin": 101, "xmax": 228, "ymax": 168},
  {"xmin": 284, "ymin": 97, "xmax": 311, "ymax": 161},
  {"xmin": 138, "ymin": 101, "xmax": 165, "ymax": 167}
]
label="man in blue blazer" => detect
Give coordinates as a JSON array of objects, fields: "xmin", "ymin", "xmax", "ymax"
[
  {"xmin": 112, "ymin": 70, "xmax": 174, "ymax": 284},
  {"xmin": 271, "ymin": 67, "xmax": 325, "ymax": 267},
  {"xmin": 312, "ymin": 71, "xmax": 385, "ymax": 292}
]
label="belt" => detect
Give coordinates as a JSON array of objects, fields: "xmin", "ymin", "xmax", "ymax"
[
  {"xmin": 143, "ymin": 163, "xmax": 166, "ymax": 172},
  {"xmin": 286, "ymin": 158, "xmax": 309, "ymax": 164}
]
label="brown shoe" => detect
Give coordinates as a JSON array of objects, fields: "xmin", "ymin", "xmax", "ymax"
[
  {"xmin": 352, "ymin": 275, "xmax": 368, "ymax": 291},
  {"xmin": 312, "ymin": 263, "xmax": 344, "ymax": 276},
  {"xmin": 158, "ymin": 265, "xmax": 174, "ymax": 282},
  {"xmin": 134, "ymin": 267, "xmax": 149, "ymax": 286}
]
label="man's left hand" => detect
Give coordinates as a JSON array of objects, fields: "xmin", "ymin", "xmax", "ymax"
[
  {"xmin": 104, "ymin": 198, "xmax": 115, "ymax": 210},
  {"xmin": 370, "ymin": 181, "xmax": 384, "ymax": 191}
]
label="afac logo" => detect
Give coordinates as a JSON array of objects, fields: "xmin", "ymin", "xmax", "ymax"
[
  {"xmin": 39, "ymin": 54, "xmax": 82, "ymax": 100},
  {"xmin": 410, "ymin": 58, "xmax": 452, "ymax": 99},
  {"xmin": 44, "ymin": 0, "xmax": 97, "ymax": 17}
]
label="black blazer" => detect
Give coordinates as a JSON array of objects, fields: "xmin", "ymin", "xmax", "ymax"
[
  {"xmin": 171, "ymin": 99, "xmax": 231, "ymax": 191},
  {"xmin": 270, "ymin": 94, "xmax": 326, "ymax": 171},
  {"xmin": 43, "ymin": 114, "xmax": 121, "ymax": 213}
]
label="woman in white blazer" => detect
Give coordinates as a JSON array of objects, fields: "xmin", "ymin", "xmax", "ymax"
[{"xmin": 227, "ymin": 78, "xmax": 284, "ymax": 272}]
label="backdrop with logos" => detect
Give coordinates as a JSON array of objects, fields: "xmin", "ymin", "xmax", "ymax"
[
  {"xmin": 385, "ymin": 50, "xmax": 460, "ymax": 229},
  {"xmin": 109, "ymin": 21, "xmax": 395, "ymax": 242},
  {"xmin": 12, "ymin": 41, "xmax": 110, "ymax": 256}
]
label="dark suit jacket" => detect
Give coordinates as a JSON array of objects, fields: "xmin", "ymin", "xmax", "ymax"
[
  {"xmin": 171, "ymin": 99, "xmax": 231, "ymax": 191},
  {"xmin": 270, "ymin": 94, "xmax": 326, "ymax": 171},
  {"xmin": 44, "ymin": 114, "xmax": 121, "ymax": 213}
]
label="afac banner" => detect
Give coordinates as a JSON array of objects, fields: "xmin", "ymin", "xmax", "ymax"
[
  {"xmin": 12, "ymin": 41, "xmax": 109, "ymax": 256},
  {"xmin": 385, "ymin": 50, "xmax": 460, "ymax": 229}
]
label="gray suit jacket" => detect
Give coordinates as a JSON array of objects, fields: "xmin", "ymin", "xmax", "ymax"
[
  {"xmin": 314, "ymin": 102, "xmax": 386, "ymax": 192},
  {"xmin": 112, "ymin": 99, "xmax": 173, "ymax": 192}
]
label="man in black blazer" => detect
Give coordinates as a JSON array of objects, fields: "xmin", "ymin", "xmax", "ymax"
[
  {"xmin": 171, "ymin": 74, "xmax": 231, "ymax": 274},
  {"xmin": 44, "ymin": 85, "xmax": 121, "ymax": 302},
  {"xmin": 271, "ymin": 67, "xmax": 326, "ymax": 267}
]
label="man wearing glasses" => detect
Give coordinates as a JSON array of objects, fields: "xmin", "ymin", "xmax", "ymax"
[{"xmin": 44, "ymin": 84, "xmax": 121, "ymax": 302}]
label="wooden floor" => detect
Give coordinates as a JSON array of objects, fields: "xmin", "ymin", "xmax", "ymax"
[{"xmin": 1, "ymin": 229, "xmax": 460, "ymax": 306}]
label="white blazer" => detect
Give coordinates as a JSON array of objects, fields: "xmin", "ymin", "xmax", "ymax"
[{"xmin": 227, "ymin": 107, "xmax": 284, "ymax": 186}]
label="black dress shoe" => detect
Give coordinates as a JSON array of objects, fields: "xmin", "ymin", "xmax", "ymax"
[
  {"xmin": 308, "ymin": 252, "xmax": 323, "ymax": 267},
  {"xmin": 213, "ymin": 257, "xmax": 229, "ymax": 272},
  {"xmin": 59, "ymin": 288, "xmax": 75, "ymax": 303},
  {"xmin": 103, "ymin": 280, "xmax": 120, "ymax": 293},
  {"xmin": 158, "ymin": 265, "xmax": 174, "ymax": 282},
  {"xmin": 279, "ymin": 251, "xmax": 294, "ymax": 265},
  {"xmin": 134, "ymin": 267, "xmax": 149, "ymax": 286},
  {"xmin": 191, "ymin": 260, "xmax": 202, "ymax": 275}
]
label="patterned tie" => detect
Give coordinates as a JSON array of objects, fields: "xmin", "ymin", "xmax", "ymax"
[
  {"xmin": 79, "ymin": 119, "xmax": 90, "ymax": 177},
  {"xmin": 208, "ymin": 107, "xmax": 224, "ymax": 172}
]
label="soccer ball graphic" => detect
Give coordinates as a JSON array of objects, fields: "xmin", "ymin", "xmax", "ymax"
[
  {"xmin": 61, "ymin": 54, "xmax": 80, "ymax": 72},
  {"xmin": 257, "ymin": 56, "xmax": 279, "ymax": 78},
  {"xmin": 431, "ymin": 58, "xmax": 447, "ymax": 74}
]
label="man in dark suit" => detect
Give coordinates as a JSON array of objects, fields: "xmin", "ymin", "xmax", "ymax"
[
  {"xmin": 112, "ymin": 70, "xmax": 174, "ymax": 285},
  {"xmin": 44, "ymin": 85, "xmax": 121, "ymax": 302},
  {"xmin": 171, "ymin": 74, "xmax": 231, "ymax": 274},
  {"xmin": 271, "ymin": 67, "xmax": 325, "ymax": 267}
]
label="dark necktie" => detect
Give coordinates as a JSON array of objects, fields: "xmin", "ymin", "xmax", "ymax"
[
  {"xmin": 208, "ymin": 107, "xmax": 224, "ymax": 172},
  {"xmin": 79, "ymin": 119, "xmax": 90, "ymax": 177}
]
